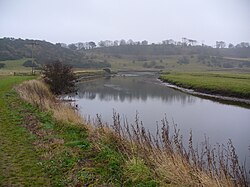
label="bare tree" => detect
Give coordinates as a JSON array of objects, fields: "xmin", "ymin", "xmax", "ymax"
[
  {"xmin": 119, "ymin": 39, "xmax": 126, "ymax": 46},
  {"xmin": 216, "ymin": 41, "xmax": 226, "ymax": 48},
  {"xmin": 141, "ymin": 40, "xmax": 148, "ymax": 45},
  {"xmin": 127, "ymin": 39, "xmax": 134, "ymax": 45},
  {"xmin": 114, "ymin": 40, "xmax": 119, "ymax": 46},
  {"xmin": 68, "ymin": 43, "xmax": 77, "ymax": 50},
  {"xmin": 188, "ymin": 39, "xmax": 197, "ymax": 46},
  {"xmin": 88, "ymin": 41, "xmax": 96, "ymax": 49},
  {"xmin": 228, "ymin": 43, "xmax": 234, "ymax": 48}
]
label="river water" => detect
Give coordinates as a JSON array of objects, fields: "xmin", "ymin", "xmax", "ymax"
[{"xmin": 73, "ymin": 72, "xmax": 250, "ymax": 170}]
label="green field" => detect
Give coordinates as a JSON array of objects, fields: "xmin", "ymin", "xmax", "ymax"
[
  {"xmin": 160, "ymin": 72, "xmax": 250, "ymax": 99},
  {"xmin": 101, "ymin": 55, "xmax": 213, "ymax": 71},
  {"xmin": 0, "ymin": 58, "xmax": 33, "ymax": 75},
  {"xmin": 89, "ymin": 53, "xmax": 250, "ymax": 72}
]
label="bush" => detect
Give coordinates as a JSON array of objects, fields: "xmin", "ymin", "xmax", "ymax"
[
  {"xmin": 222, "ymin": 63, "xmax": 234, "ymax": 68},
  {"xmin": 0, "ymin": 63, "xmax": 5, "ymax": 69},
  {"xmin": 177, "ymin": 56, "xmax": 189, "ymax": 64},
  {"xmin": 42, "ymin": 61, "xmax": 76, "ymax": 95},
  {"xmin": 23, "ymin": 60, "xmax": 38, "ymax": 67}
]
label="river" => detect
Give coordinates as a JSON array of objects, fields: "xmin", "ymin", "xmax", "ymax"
[{"xmin": 72, "ymin": 72, "xmax": 250, "ymax": 170}]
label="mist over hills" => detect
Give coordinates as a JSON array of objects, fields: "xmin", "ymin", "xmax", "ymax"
[
  {"xmin": 0, "ymin": 38, "xmax": 110, "ymax": 68},
  {"xmin": 0, "ymin": 37, "xmax": 250, "ymax": 70}
]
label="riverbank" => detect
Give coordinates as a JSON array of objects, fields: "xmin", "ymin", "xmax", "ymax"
[
  {"xmin": 0, "ymin": 76, "xmax": 159, "ymax": 186},
  {"xmin": 1, "ymin": 76, "xmax": 248, "ymax": 186},
  {"xmin": 75, "ymin": 69, "xmax": 117, "ymax": 81},
  {"xmin": 160, "ymin": 72, "xmax": 250, "ymax": 103},
  {"xmin": 0, "ymin": 76, "xmax": 51, "ymax": 186}
]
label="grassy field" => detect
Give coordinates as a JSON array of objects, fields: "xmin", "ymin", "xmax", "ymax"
[
  {"xmin": 103, "ymin": 55, "xmax": 213, "ymax": 71},
  {"xmin": 2, "ymin": 55, "xmax": 250, "ymax": 74},
  {"xmin": 160, "ymin": 72, "xmax": 250, "ymax": 99},
  {"xmin": 81, "ymin": 50, "xmax": 249, "ymax": 72},
  {"xmin": 0, "ymin": 58, "xmax": 33, "ymax": 75}
]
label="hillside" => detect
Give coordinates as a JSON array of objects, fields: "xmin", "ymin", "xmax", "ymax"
[
  {"xmin": 0, "ymin": 38, "xmax": 110, "ymax": 68},
  {"xmin": 86, "ymin": 45, "xmax": 250, "ymax": 71},
  {"xmin": 89, "ymin": 44, "xmax": 250, "ymax": 58},
  {"xmin": 1, "ymin": 37, "xmax": 250, "ymax": 72}
]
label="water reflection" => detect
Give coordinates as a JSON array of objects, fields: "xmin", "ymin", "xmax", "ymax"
[
  {"xmin": 77, "ymin": 75, "xmax": 196, "ymax": 104},
  {"xmin": 74, "ymin": 73, "xmax": 250, "ymax": 171}
]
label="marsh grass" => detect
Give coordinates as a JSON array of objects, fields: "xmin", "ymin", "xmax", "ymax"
[
  {"xmin": 94, "ymin": 113, "xmax": 249, "ymax": 186},
  {"xmin": 16, "ymin": 79, "xmax": 249, "ymax": 186},
  {"xmin": 16, "ymin": 80, "xmax": 83, "ymax": 124},
  {"xmin": 160, "ymin": 72, "xmax": 250, "ymax": 99}
]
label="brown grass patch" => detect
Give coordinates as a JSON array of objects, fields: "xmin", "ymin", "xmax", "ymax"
[
  {"xmin": 16, "ymin": 79, "xmax": 84, "ymax": 125},
  {"xmin": 15, "ymin": 79, "xmax": 249, "ymax": 186}
]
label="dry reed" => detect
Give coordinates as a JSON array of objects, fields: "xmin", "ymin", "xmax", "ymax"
[
  {"xmin": 92, "ymin": 111, "xmax": 249, "ymax": 186},
  {"xmin": 15, "ymin": 79, "xmax": 83, "ymax": 124},
  {"xmin": 15, "ymin": 79, "xmax": 249, "ymax": 186}
]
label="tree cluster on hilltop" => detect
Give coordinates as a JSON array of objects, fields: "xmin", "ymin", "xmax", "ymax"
[
  {"xmin": 89, "ymin": 43, "xmax": 250, "ymax": 58},
  {"xmin": 1, "ymin": 37, "xmax": 250, "ymax": 69},
  {"xmin": 63, "ymin": 38, "xmax": 250, "ymax": 50},
  {"xmin": 0, "ymin": 38, "xmax": 111, "ymax": 68}
]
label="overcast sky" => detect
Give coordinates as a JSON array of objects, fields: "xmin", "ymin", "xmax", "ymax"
[{"xmin": 0, "ymin": 0, "xmax": 249, "ymax": 46}]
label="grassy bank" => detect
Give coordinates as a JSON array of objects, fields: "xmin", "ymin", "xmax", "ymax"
[
  {"xmin": 1, "ymin": 76, "xmax": 248, "ymax": 186},
  {"xmin": 0, "ymin": 76, "xmax": 51, "ymax": 186},
  {"xmin": 160, "ymin": 72, "xmax": 250, "ymax": 99},
  {"xmin": 0, "ymin": 76, "xmax": 157, "ymax": 186}
]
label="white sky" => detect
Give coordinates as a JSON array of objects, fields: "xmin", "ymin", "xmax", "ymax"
[{"xmin": 0, "ymin": 0, "xmax": 249, "ymax": 45}]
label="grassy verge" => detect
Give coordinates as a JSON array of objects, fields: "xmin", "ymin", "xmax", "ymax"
[
  {"xmin": 1, "ymin": 76, "xmax": 248, "ymax": 186},
  {"xmin": 0, "ymin": 76, "xmax": 157, "ymax": 186},
  {"xmin": 0, "ymin": 76, "xmax": 50, "ymax": 186},
  {"xmin": 160, "ymin": 72, "xmax": 250, "ymax": 99}
]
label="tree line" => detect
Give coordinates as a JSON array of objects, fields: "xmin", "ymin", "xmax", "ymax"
[
  {"xmin": 0, "ymin": 38, "xmax": 111, "ymax": 68},
  {"xmin": 59, "ymin": 38, "xmax": 250, "ymax": 51}
]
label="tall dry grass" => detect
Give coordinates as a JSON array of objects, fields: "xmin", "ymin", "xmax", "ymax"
[
  {"xmin": 15, "ymin": 80, "xmax": 249, "ymax": 186},
  {"xmin": 91, "ymin": 111, "xmax": 249, "ymax": 186},
  {"xmin": 15, "ymin": 80, "xmax": 83, "ymax": 124}
]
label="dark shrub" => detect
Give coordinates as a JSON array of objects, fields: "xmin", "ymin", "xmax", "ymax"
[
  {"xmin": 177, "ymin": 56, "xmax": 189, "ymax": 64},
  {"xmin": 42, "ymin": 61, "xmax": 76, "ymax": 95},
  {"xmin": 0, "ymin": 63, "xmax": 5, "ymax": 69}
]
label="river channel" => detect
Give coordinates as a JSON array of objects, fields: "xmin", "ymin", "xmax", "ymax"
[{"xmin": 73, "ymin": 72, "xmax": 250, "ymax": 170}]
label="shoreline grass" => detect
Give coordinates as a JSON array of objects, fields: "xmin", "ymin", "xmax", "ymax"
[
  {"xmin": 16, "ymin": 78, "xmax": 249, "ymax": 186},
  {"xmin": 160, "ymin": 72, "xmax": 250, "ymax": 99},
  {"xmin": 1, "ymin": 75, "xmax": 249, "ymax": 186}
]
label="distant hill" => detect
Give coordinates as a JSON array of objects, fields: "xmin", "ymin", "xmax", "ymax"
[
  {"xmin": 0, "ymin": 38, "xmax": 110, "ymax": 68},
  {"xmin": 89, "ymin": 44, "xmax": 250, "ymax": 58},
  {"xmin": 1, "ymin": 37, "xmax": 250, "ymax": 71},
  {"xmin": 86, "ymin": 43, "xmax": 250, "ymax": 71}
]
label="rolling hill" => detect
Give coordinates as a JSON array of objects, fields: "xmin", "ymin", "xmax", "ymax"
[{"xmin": 1, "ymin": 37, "xmax": 250, "ymax": 72}]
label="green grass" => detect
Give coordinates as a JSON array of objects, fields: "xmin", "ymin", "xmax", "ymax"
[
  {"xmin": 0, "ymin": 76, "xmax": 87, "ymax": 186},
  {"xmin": 223, "ymin": 57, "xmax": 250, "ymax": 62},
  {"xmin": 0, "ymin": 75, "xmax": 158, "ymax": 186},
  {"xmin": 0, "ymin": 76, "xmax": 50, "ymax": 186},
  {"xmin": 107, "ymin": 55, "xmax": 208, "ymax": 71},
  {"xmin": 160, "ymin": 72, "xmax": 250, "ymax": 99},
  {"xmin": 0, "ymin": 58, "xmax": 32, "ymax": 75},
  {"xmin": 104, "ymin": 54, "xmax": 250, "ymax": 72}
]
